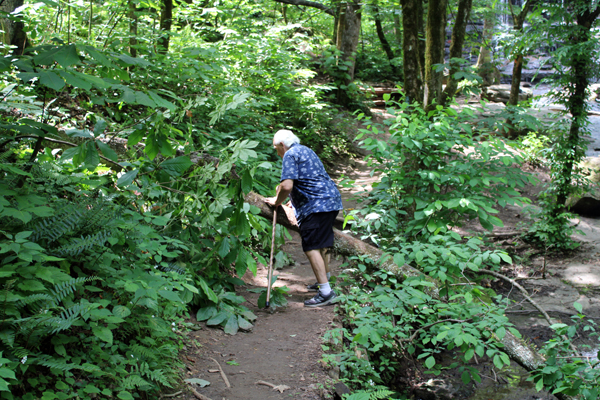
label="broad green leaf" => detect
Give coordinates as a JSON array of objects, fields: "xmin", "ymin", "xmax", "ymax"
[
  {"xmin": 116, "ymin": 169, "xmax": 138, "ymax": 187},
  {"xmin": 161, "ymin": 156, "xmax": 192, "ymax": 177},
  {"xmin": 135, "ymin": 91, "xmax": 156, "ymax": 107},
  {"xmin": 148, "ymin": 90, "xmax": 176, "ymax": 111},
  {"xmin": 206, "ymin": 311, "xmax": 228, "ymax": 326},
  {"xmin": 114, "ymin": 54, "xmax": 151, "ymax": 66},
  {"xmin": 158, "ymin": 290, "xmax": 182, "ymax": 303},
  {"xmin": 112, "ymin": 306, "xmax": 131, "ymax": 318},
  {"xmin": 58, "ymin": 70, "xmax": 92, "ymax": 90},
  {"xmin": 0, "ymin": 163, "xmax": 32, "ymax": 177},
  {"xmin": 237, "ymin": 316, "xmax": 253, "ymax": 331},
  {"xmin": 223, "ymin": 315, "xmax": 239, "ymax": 335},
  {"xmin": 2, "ymin": 208, "xmax": 32, "ymax": 223},
  {"xmin": 573, "ymin": 302, "xmax": 583, "ymax": 313},
  {"xmin": 128, "ymin": 130, "xmax": 144, "ymax": 146},
  {"xmin": 38, "ymin": 71, "xmax": 65, "ymax": 91},
  {"xmin": 196, "ymin": 306, "xmax": 217, "ymax": 321},
  {"xmin": 96, "ymin": 141, "xmax": 118, "ymax": 162},
  {"xmin": 92, "ymin": 326, "xmax": 113, "ymax": 345},
  {"xmin": 53, "ymin": 45, "xmax": 80, "ymax": 67},
  {"xmin": 424, "ymin": 356, "xmax": 436, "ymax": 369},
  {"xmin": 241, "ymin": 170, "xmax": 253, "ymax": 194},
  {"xmin": 218, "ymin": 238, "xmax": 230, "ymax": 258},
  {"xmin": 117, "ymin": 391, "xmax": 134, "ymax": 400},
  {"xmin": 198, "ymin": 277, "xmax": 218, "ymax": 303},
  {"xmin": 84, "ymin": 142, "xmax": 100, "ymax": 170}
]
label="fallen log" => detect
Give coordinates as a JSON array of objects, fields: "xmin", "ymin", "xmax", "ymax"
[{"xmin": 244, "ymin": 191, "xmax": 572, "ymax": 400}]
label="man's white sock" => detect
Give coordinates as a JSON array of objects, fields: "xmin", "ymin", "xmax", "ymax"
[{"xmin": 318, "ymin": 282, "xmax": 332, "ymax": 296}]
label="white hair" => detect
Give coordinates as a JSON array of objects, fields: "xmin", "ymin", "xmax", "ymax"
[{"xmin": 273, "ymin": 129, "xmax": 300, "ymax": 148}]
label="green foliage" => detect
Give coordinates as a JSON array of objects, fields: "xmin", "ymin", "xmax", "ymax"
[
  {"xmin": 529, "ymin": 303, "xmax": 600, "ymax": 399},
  {"xmin": 196, "ymin": 291, "xmax": 257, "ymax": 335},
  {"xmin": 517, "ymin": 131, "xmax": 551, "ymax": 166},
  {"xmin": 325, "ymin": 260, "xmax": 515, "ymax": 393},
  {"xmin": 348, "ymin": 104, "xmax": 534, "ymax": 246}
]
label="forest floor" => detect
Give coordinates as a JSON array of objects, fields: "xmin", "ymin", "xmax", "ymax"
[{"xmin": 173, "ymin": 107, "xmax": 600, "ymax": 400}]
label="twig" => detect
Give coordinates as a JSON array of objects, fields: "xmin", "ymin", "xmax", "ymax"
[
  {"xmin": 210, "ymin": 357, "xmax": 231, "ymax": 388},
  {"xmin": 189, "ymin": 387, "xmax": 213, "ymax": 400},
  {"xmin": 255, "ymin": 380, "xmax": 291, "ymax": 393},
  {"xmin": 159, "ymin": 390, "xmax": 183, "ymax": 398},
  {"xmin": 478, "ymin": 269, "xmax": 581, "ymax": 356}
]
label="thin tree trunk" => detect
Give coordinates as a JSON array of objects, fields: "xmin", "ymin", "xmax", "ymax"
[
  {"xmin": 441, "ymin": 0, "xmax": 473, "ymax": 106},
  {"xmin": 336, "ymin": 0, "xmax": 362, "ymax": 105},
  {"xmin": 423, "ymin": 0, "xmax": 447, "ymax": 111},
  {"xmin": 507, "ymin": 0, "xmax": 533, "ymax": 106},
  {"xmin": 373, "ymin": 4, "xmax": 398, "ymax": 76},
  {"xmin": 400, "ymin": 0, "xmax": 423, "ymax": 106},
  {"xmin": 555, "ymin": 5, "xmax": 600, "ymax": 210},
  {"xmin": 128, "ymin": 0, "xmax": 138, "ymax": 57},
  {"xmin": 476, "ymin": 15, "xmax": 495, "ymax": 86},
  {"xmin": 158, "ymin": 0, "xmax": 173, "ymax": 53}
]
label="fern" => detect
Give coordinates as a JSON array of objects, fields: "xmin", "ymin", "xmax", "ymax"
[
  {"xmin": 122, "ymin": 374, "xmax": 151, "ymax": 389},
  {"xmin": 370, "ymin": 389, "xmax": 395, "ymax": 399},
  {"xmin": 139, "ymin": 362, "xmax": 172, "ymax": 388},
  {"xmin": 53, "ymin": 229, "xmax": 112, "ymax": 256},
  {"xmin": 46, "ymin": 303, "xmax": 91, "ymax": 334},
  {"xmin": 49, "ymin": 277, "xmax": 100, "ymax": 306},
  {"xmin": 29, "ymin": 206, "xmax": 84, "ymax": 242}
]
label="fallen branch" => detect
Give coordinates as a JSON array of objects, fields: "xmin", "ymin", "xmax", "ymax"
[
  {"xmin": 210, "ymin": 357, "xmax": 231, "ymax": 388},
  {"xmin": 255, "ymin": 380, "xmax": 291, "ymax": 393},
  {"xmin": 159, "ymin": 390, "xmax": 183, "ymax": 398},
  {"xmin": 479, "ymin": 268, "xmax": 580, "ymax": 358},
  {"xmin": 189, "ymin": 387, "xmax": 213, "ymax": 400}
]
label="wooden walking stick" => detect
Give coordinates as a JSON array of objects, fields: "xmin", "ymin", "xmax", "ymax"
[{"xmin": 265, "ymin": 208, "xmax": 277, "ymax": 308}]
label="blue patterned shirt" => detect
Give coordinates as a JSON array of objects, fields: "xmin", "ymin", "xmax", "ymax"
[{"xmin": 280, "ymin": 144, "xmax": 343, "ymax": 224}]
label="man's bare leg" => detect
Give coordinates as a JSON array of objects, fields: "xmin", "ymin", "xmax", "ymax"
[
  {"xmin": 305, "ymin": 249, "xmax": 328, "ymax": 284},
  {"xmin": 320, "ymin": 248, "xmax": 330, "ymax": 276}
]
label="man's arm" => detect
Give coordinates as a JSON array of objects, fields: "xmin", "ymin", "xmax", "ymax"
[{"xmin": 265, "ymin": 179, "xmax": 293, "ymax": 207}]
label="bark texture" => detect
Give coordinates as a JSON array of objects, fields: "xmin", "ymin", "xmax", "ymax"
[
  {"xmin": 335, "ymin": 0, "xmax": 362, "ymax": 106},
  {"xmin": 423, "ymin": 0, "xmax": 448, "ymax": 111},
  {"xmin": 243, "ymin": 191, "xmax": 569, "ymax": 388},
  {"xmin": 128, "ymin": 0, "xmax": 138, "ymax": 57},
  {"xmin": 158, "ymin": 0, "xmax": 173, "ymax": 53},
  {"xmin": 1, "ymin": 0, "xmax": 29, "ymax": 55},
  {"xmin": 373, "ymin": 4, "xmax": 399, "ymax": 76},
  {"xmin": 476, "ymin": 16, "xmax": 497, "ymax": 86},
  {"xmin": 272, "ymin": 0, "xmax": 335, "ymax": 16},
  {"xmin": 440, "ymin": 0, "xmax": 473, "ymax": 106},
  {"xmin": 507, "ymin": 0, "xmax": 534, "ymax": 107},
  {"xmin": 400, "ymin": 0, "xmax": 423, "ymax": 105}
]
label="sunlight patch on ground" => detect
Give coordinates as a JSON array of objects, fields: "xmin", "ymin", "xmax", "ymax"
[{"xmin": 562, "ymin": 264, "xmax": 600, "ymax": 287}]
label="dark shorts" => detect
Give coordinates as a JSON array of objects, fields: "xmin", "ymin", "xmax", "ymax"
[{"xmin": 299, "ymin": 211, "xmax": 339, "ymax": 252}]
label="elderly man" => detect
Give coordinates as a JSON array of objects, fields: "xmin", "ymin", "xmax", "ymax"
[{"xmin": 265, "ymin": 129, "xmax": 343, "ymax": 307}]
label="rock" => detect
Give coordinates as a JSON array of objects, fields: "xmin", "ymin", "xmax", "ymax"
[
  {"xmin": 481, "ymin": 84, "xmax": 532, "ymax": 104},
  {"xmin": 567, "ymin": 156, "xmax": 600, "ymax": 217}
]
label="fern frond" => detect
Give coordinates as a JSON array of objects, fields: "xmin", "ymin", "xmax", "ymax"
[
  {"xmin": 46, "ymin": 303, "xmax": 91, "ymax": 334},
  {"xmin": 122, "ymin": 374, "xmax": 151, "ymax": 390},
  {"xmin": 16, "ymin": 293, "xmax": 53, "ymax": 310},
  {"xmin": 370, "ymin": 389, "xmax": 395, "ymax": 400},
  {"xmin": 29, "ymin": 207, "xmax": 84, "ymax": 242},
  {"xmin": 161, "ymin": 263, "xmax": 186, "ymax": 275},
  {"xmin": 130, "ymin": 344, "xmax": 158, "ymax": 361},
  {"xmin": 139, "ymin": 362, "xmax": 172, "ymax": 388},
  {"xmin": 35, "ymin": 354, "xmax": 77, "ymax": 371},
  {"xmin": 0, "ymin": 329, "xmax": 15, "ymax": 347},
  {"xmin": 49, "ymin": 277, "xmax": 100, "ymax": 305},
  {"xmin": 53, "ymin": 230, "xmax": 112, "ymax": 256}
]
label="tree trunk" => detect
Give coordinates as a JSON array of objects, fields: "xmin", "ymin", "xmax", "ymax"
[
  {"xmin": 158, "ymin": 0, "xmax": 173, "ymax": 54},
  {"xmin": 555, "ymin": 5, "xmax": 600, "ymax": 210},
  {"xmin": 373, "ymin": 4, "xmax": 399, "ymax": 76},
  {"xmin": 423, "ymin": 0, "xmax": 448, "ymax": 112},
  {"xmin": 1, "ymin": 0, "xmax": 30, "ymax": 55},
  {"xmin": 335, "ymin": 0, "xmax": 362, "ymax": 105},
  {"xmin": 243, "ymin": 191, "xmax": 574, "ymax": 398},
  {"xmin": 400, "ymin": 0, "xmax": 423, "ymax": 106},
  {"xmin": 336, "ymin": 1, "xmax": 361, "ymax": 81},
  {"xmin": 440, "ymin": 0, "xmax": 473, "ymax": 106},
  {"xmin": 476, "ymin": 15, "xmax": 496, "ymax": 86},
  {"xmin": 128, "ymin": 0, "xmax": 138, "ymax": 57},
  {"xmin": 507, "ymin": 0, "xmax": 533, "ymax": 107}
]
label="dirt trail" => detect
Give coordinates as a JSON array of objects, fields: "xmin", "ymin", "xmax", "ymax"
[{"xmin": 181, "ymin": 229, "xmax": 342, "ymax": 400}]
